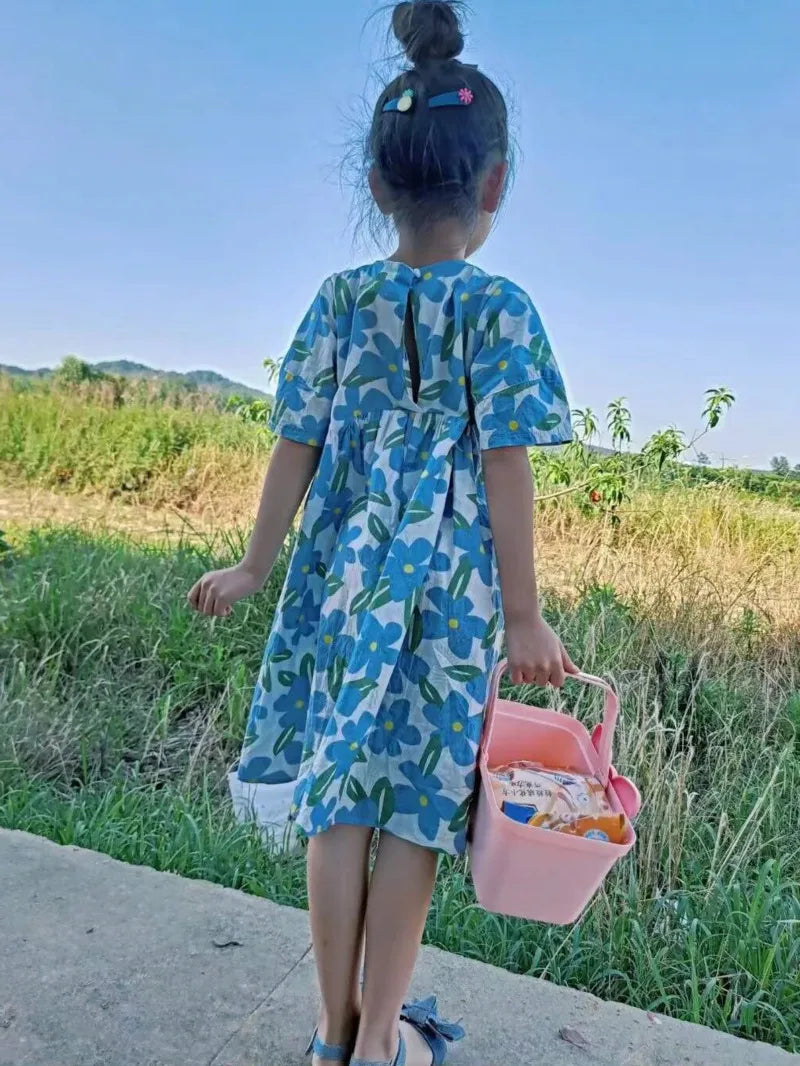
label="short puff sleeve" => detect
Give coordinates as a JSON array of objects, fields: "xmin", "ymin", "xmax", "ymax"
[
  {"xmin": 269, "ymin": 278, "xmax": 337, "ymax": 447},
  {"xmin": 470, "ymin": 284, "xmax": 572, "ymax": 451}
]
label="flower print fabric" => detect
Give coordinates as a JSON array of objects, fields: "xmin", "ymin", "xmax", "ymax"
[{"xmin": 237, "ymin": 259, "xmax": 571, "ymax": 854}]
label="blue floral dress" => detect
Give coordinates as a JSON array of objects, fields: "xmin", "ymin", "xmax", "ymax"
[{"xmin": 237, "ymin": 259, "xmax": 571, "ymax": 854}]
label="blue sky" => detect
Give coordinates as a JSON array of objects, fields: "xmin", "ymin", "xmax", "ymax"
[{"xmin": 1, "ymin": 1, "xmax": 797, "ymax": 466}]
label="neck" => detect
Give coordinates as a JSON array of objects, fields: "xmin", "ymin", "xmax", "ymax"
[{"xmin": 390, "ymin": 221, "xmax": 471, "ymax": 269}]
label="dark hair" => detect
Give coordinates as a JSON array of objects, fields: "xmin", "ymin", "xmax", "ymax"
[{"xmin": 366, "ymin": 1, "xmax": 510, "ymax": 232}]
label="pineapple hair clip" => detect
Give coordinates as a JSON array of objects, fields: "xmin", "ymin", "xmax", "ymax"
[{"xmin": 383, "ymin": 87, "xmax": 474, "ymax": 114}]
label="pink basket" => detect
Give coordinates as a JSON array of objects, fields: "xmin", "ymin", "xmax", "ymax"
[{"xmin": 470, "ymin": 662, "xmax": 641, "ymax": 925}]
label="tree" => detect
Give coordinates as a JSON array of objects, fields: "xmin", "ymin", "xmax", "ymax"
[
  {"xmin": 696, "ymin": 452, "xmax": 711, "ymax": 467},
  {"xmin": 771, "ymin": 456, "xmax": 791, "ymax": 477},
  {"xmin": 54, "ymin": 355, "xmax": 98, "ymax": 386}
]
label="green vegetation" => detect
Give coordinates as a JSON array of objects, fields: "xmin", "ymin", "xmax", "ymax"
[
  {"xmin": 1, "ymin": 527, "xmax": 798, "ymax": 1051},
  {"xmin": 1, "ymin": 368, "xmax": 799, "ymax": 1052}
]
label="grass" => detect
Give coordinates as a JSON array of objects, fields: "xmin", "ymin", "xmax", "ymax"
[{"xmin": 1, "ymin": 526, "xmax": 799, "ymax": 1051}]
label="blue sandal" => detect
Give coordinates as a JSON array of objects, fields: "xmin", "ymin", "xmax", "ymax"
[
  {"xmin": 350, "ymin": 996, "xmax": 464, "ymax": 1066},
  {"xmin": 308, "ymin": 1031, "xmax": 352, "ymax": 1062}
]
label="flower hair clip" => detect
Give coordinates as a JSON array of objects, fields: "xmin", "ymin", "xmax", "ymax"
[
  {"xmin": 429, "ymin": 87, "xmax": 474, "ymax": 109},
  {"xmin": 383, "ymin": 86, "xmax": 475, "ymax": 114}
]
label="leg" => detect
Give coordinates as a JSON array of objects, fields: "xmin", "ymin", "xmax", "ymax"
[
  {"xmin": 353, "ymin": 832, "xmax": 438, "ymax": 1065},
  {"xmin": 308, "ymin": 824, "xmax": 373, "ymax": 1064}
]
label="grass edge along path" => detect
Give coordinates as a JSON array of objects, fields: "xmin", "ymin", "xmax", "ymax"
[{"xmin": 1, "ymin": 527, "xmax": 799, "ymax": 1052}]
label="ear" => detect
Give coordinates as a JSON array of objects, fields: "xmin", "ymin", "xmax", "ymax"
[
  {"xmin": 369, "ymin": 166, "xmax": 393, "ymax": 216},
  {"xmin": 480, "ymin": 160, "xmax": 508, "ymax": 214}
]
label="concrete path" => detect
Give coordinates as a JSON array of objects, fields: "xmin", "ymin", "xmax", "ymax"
[{"xmin": 0, "ymin": 830, "xmax": 796, "ymax": 1066}]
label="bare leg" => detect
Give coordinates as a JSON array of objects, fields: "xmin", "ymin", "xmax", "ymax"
[
  {"xmin": 353, "ymin": 832, "xmax": 438, "ymax": 1065},
  {"xmin": 308, "ymin": 824, "xmax": 373, "ymax": 1065}
]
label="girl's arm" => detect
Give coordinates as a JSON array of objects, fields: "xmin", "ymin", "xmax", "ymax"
[
  {"xmin": 482, "ymin": 445, "xmax": 577, "ymax": 687},
  {"xmin": 188, "ymin": 437, "xmax": 320, "ymax": 617}
]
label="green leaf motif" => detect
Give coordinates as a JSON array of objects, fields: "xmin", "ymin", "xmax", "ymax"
[
  {"xmin": 300, "ymin": 653, "xmax": 315, "ymax": 683},
  {"xmin": 385, "ymin": 428, "xmax": 406, "ymax": 449},
  {"xmin": 449, "ymin": 795, "xmax": 473, "ymax": 832},
  {"xmin": 350, "ymin": 586, "xmax": 374, "ymax": 616},
  {"xmin": 342, "ymin": 371, "xmax": 381, "ymax": 390},
  {"xmin": 326, "ymin": 573, "xmax": 345, "ymax": 596},
  {"xmin": 369, "ymin": 490, "xmax": 392, "ymax": 508},
  {"xmin": 334, "ymin": 277, "xmax": 352, "ymax": 317},
  {"xmin": 347, "ymin": 496, "xmax": 368, "ymax": 520},
  {"xmin": 371, "ymin": 579, "xmax": 392, "ymax": 611},
  {"xmin": 409, "ymin": 608, "xmax": 424, "ymax": 653},
  {"xmin": 405, "ymin": 501, "xmax": 433, "ymax": 525},
  {"xmin": 482, "ymin": 611, "xmax": 501, "ymax": 650},
  {"xmin": 328, "ymin": 656, "xmax": 345, "ymax": 700},
  {"xmin": 346, "ymin": 776, "xmax": 369, "ymax": 804},
  {"xmin": 308, "ymin": 764, "xmax": 338, "ymax": 806},
  {"xmin": 368, "ymin": 514, "xmax": 391, "ymax": 543},
  {"xmin": 371, "ymin": 778, "xmax": 396, "ymax": 826},
  {"xmin": 273, "ymin": 725, "xmax": 297, "ymax": 757},
  {"xmin": 331, "ymin": 459, "xmax": 349, "ymax": 495},
  {"xmin": 536, "ymin": 413, "xmax": 563, "ymax": 432},
  {"xmin": 418, "ymin": 380, "xmax": 449, "ymax": 403},
  {"xmin": 441, "ymin": 320, "xmax": 457, "ymax": 360},
  {"xmin": 419, "ymin": 734, "xmax": 443, "ymax": 777},
  {"xmin": 452, "ymin": 510, "xmax": 471, "ymax": 531},
  {"xmin": 356, "ymin": 277, "xmax": 383, "ymax": 309},
  {"xmin": 271, "ymin": 648, "xmax": 293, "ymax": 664},
  {"xmin": 277, "ymin": 670, "xmax": 296, "ymax": 688},
  {"xmin": 444, "ymin": 664, "xmax": 483, "ymax": 683},
  {"xmin": 419, "ymin": 676, "xmax": 443, "ymax": 707},
  {"xmin": 448, "ymin": 559, "xmax": 473, "ymax": 599},
  {"xmin": 349, "ymin": 677, "xmax": 378, "ymax": 698}
]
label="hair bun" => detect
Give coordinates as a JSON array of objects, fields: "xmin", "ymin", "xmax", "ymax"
[{"xmin": 392, "ymin": 1, "xmax": 465, "ymax": 65}]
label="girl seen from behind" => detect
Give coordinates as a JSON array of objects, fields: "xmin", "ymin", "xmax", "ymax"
[{"xmin": 189, "ymin": 2, "xmax": 576, "ymax": 1063}]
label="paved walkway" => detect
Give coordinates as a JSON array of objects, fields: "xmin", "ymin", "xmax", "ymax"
[{"xmin": 0, "ymin": 830, "xmax": 796, "ymax": 1066}]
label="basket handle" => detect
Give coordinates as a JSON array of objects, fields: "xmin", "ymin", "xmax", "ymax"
[{"xmin": 482, "ymin": 660, "xmax": 620, "ymax": 788}]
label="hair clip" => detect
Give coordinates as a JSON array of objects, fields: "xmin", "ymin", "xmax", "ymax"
[
  {"xmin": 383, "ymin": 88, "xmax": 416, "ymax": 114},
  {"xmin": 428, "ymin": 87, "xmax": 474, "ymax": 109}
]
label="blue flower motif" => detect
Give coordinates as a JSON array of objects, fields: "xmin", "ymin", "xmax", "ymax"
[
  {"xmin": 275, "ymin": 674, "xmax": 310, "ymax": 732},
  {"xmin": 471, "ymin": 336, "xmax": 529, "ymax": 383},
  {"xmin": 318, "ymin": 610, "xmax": 355, "ymax": 668},
  {"xmin": 291, "ymin": 537, "xmax": 324, "ymax": 582},
  {"xmin": 421, "ymin": 588, "xmax": 486, "ymax": 657},
  {"xmin": 282, "ymin": 590, "xmax": 320, "ymax": 643},
  {"xmin": 309, "ymin": 690, "xmax": 331, "ymax": 737},
  {"xmin": 331, "ymin": 525, "xmax": 362, "ymax": 575},
  {"xmin": 423, "ymin": 692, "xmax": 482, "ymax": 765},
  {"xmin": 336, "ymin": 797, "xmax": 380, "ymax": 826},
  {"xmin": 490, "ymin": 283, "xmax": 529, "ymax": 318},
  {"xmin": 351, "ymin": 308, "xmax": 378, "ymax": 347},
  {"xmin": 290, "ymin": 414, "xmax": 327, "ymax": 448},
  {"xmin": 359, "ymin": 542, "xmax": 388, "ymax": 590},
  {"xmin": 317, "ymin": 491, "xmax": 353, "ymax": 533},
  {"xmin": 351, "ymin": 616, "xmax": 404, "ymax": 674},
  {"xmin": 311, "ymin": 442, "xmax": 336, "ymax": 500},
  {"xmin": 275, "ymin": 367, "xmax": 311, "ymax": 412},
  {"xmin": 399, "ymin": 649, "xmax": 431, "ymax": 686},
  {"xmin": 359, "ymin": 332, "xmax": 405, "ymax": 400},
  {"xmin": 454, "ymin": 519, "xmax": 492, "ymax": 586},
  {"xmin": 480, "ymin": 392, "xmax": 554, "ymax": 449},
  {"xmin": 412, "ymin": 461, "xmax": 449, "ymax": 509},
  {"xmin": 369, "ymin": 699, "xmax": 421, "ymax": 757},
  {"xmin": 326, "ymin": 713, "xmax": 375, "ymax": 777},
  {"xmin": 309, "ymin": 796, "xmax": 336, "ymax": 833},
  {"xmin": 299, "ymin": 290, "xmax": 332, "ymax": 340},
  {"xmin": 385, "ymin": 537, "xmax": 435, "ymax": 601},
  {"xmin": 394, "ymin": 762, "xmax": 458, "ymax": 842}
]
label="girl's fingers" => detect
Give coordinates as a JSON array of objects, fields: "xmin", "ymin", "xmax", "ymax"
[
  {"xmin": 187, "ymin": 581, "xmax": 201, "ymax": 609},
  {"xmin": 204, "ymin": 592, "xmax": 218, "ymax": 617},
  {"xmin": 562, "ymin": 645, "xmax": 580, "ymax": 675}
]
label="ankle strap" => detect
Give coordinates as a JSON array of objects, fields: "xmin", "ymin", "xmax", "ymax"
[
  {"xmin": 351, "ymin": 1035, "xmax": 405, "ymax": 1066},
  {"xmin": 307, "ymin": 1032, "xmax": 350, "ymax": 1060}
]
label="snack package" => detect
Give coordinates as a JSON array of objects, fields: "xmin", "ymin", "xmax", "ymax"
[{"xmin": 489, "ymin": 762, "xmax": 626, "ymax": 844}]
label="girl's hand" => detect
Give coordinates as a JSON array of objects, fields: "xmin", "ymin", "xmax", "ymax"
[
  {"xmin": 187, "ymin": 565, "xmax": 263, "ymax": 618},
  {"xmin": 506, "ymin": 614, "xmax": 578, "ymax": 688}
]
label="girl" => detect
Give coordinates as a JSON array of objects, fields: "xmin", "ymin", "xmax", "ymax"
[{"xmin": 189, "ymin": 3, "xmax": 576, "ymax": 1064}]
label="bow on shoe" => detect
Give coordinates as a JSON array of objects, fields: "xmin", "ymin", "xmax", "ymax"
[{"xmin": 401, "ymin": 996, "xmax": 466, "ymax": 1045}]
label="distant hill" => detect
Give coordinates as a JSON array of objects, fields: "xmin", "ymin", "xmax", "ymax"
[{"xmin": 0, "ymin": 359, "xmax": 267, "ymax": 400}]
